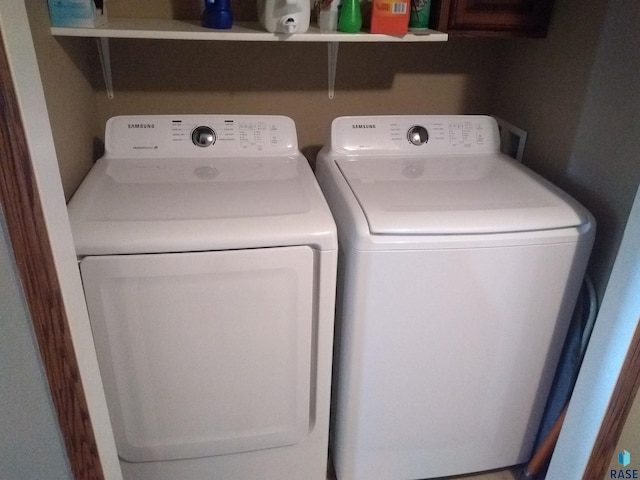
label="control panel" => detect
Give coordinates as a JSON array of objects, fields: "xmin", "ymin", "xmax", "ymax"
[
  {"xmin": 330, "ymin": 115, "xmax": 501, "ymax": 156},
  {"xmin": 104, "ymin": 115, "xmax": 299, "ymax": 158}
]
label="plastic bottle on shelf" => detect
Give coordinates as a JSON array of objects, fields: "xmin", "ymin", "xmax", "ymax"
[
  {"xmin": 201, "ymin": 0, "xmax": 233, "ymax": 29},
  {"xmin": 318, "ymin": 0, "xmax": 340, "ymax": 32},
  {"xmin": 338, "ymin": 0, "xmax": 361, "ymax": 32},
  {"xmin": 409, "ymin": 0, "xmax": 431, "ymax": 30}
]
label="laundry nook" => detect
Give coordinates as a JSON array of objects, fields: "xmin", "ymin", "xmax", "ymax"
[{"xmin": 2, "ymin": 1, "xmax": 639, "ymax": 480}]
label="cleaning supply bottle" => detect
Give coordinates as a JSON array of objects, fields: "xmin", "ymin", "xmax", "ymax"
[
  {"xmin": 318, "ymin": 0, "xmax": 340, "ymax": 32},
  {"xmin": 338, "ymin": 0, "xmax": 361, "ymax": 32},
  {"xmin": 409, "ymin": 0, "xmax": 431, "ymax": 30},
  {"xmin": 201, "ymin": 0, "xmax": 233, "ymax": 29}
]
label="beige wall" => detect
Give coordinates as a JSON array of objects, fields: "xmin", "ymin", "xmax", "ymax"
[
  {"xmin": 493, "ymin": 0, "xmax": 640, "ymax": 470},
  {"xmin": 489, "ymin": 0, "xmax": 640, "ymax": 300},
  {"xmin": 25, "ymin": 0, "xmax": 101, "ymax": 201},
  {"xmin": 489, "ymin": 0, "xmax": 609, "ymax": 187},
  {"xmin": 95, "ymin": 38, "xmax": 501, "ymax": 157}
]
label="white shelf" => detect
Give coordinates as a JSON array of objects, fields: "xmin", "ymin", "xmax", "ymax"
[
  {"xmin": 50, "ymin": 17, "xmax": 448, "ymax": 42},
  {"xmin": 51, "ymin": 17, "xmax": 447, "ymax": 100}
]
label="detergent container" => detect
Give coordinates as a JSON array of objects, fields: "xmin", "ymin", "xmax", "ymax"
[
  {"xmin": 258, "ymin": 0, "xmax": 310, "ymax": 33},
  {"xmin": 201, "ymin": 0, "xmax": 233, "ymax": 29}
]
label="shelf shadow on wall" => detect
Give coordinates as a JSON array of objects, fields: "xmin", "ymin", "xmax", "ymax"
[{"xmin": 100, "ymin": 37, "xmax": 503, "ymax": 94}]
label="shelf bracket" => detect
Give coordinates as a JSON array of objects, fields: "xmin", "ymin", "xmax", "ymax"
[
  {"xmin": 94, "ymin": 36, "xmax": 338, "ymax": 100},
  {"xmin": 327, "ymin": 41, "xmax": 339, "ymax": 100},
  {"xmin": 96, "ymin": 37, "xmax": 114, "ymax": 99}
]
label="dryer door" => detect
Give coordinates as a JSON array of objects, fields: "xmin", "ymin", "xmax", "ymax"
[{"xmin": 80, "ymin": 246, "xmax": 315, "ymax": 462}]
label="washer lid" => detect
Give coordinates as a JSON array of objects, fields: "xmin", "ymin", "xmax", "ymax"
[
  {"xmin": 336, "ymin": 155, "xmax": 588, "ymax": 235},
  {"xmin": 68, "ymin": 155, "xmax": 337, "ymax": 255}
]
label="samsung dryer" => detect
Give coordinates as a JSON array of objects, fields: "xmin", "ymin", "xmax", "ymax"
[
  {"xmin": 68, "ymin": 115, "xmax": 337, "ymax": 480},
  {"xmin": 315, "ymin": 115, "xmax": 595, "ymax": 480}
]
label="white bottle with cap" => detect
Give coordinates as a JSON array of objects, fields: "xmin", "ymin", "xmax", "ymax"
[{"xmin": 258, "ymin": 0, "xmax": 311, "ymax": 33}]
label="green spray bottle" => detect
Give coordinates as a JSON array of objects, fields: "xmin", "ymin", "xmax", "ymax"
[{"xmin": 338, "ymin": 0, "xmax": 361, "ymax": 32}]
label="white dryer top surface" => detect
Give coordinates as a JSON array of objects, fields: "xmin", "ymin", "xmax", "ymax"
[{"xmin": 68, "ymin": 115, "xmax": 337, "ymax": 255}]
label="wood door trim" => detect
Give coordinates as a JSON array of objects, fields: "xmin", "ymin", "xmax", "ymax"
[
  {"xmin": 583, "ymin": 318, "xmax": 640, "ymax": 479},
  {"xmin": 0, "ymin": 26, "xmax": 104, "ymax": 480}
]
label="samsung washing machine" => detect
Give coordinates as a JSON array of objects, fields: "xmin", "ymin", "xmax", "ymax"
[
  {"xmin": 68, "ymin": 115, "xmax": 337, "ymax": 480},
  {"xmin": 315, "ymin": 115, "xmax": 595, "ymax": 480}
]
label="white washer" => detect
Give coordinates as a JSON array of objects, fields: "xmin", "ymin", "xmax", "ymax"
[
  {"xmin": 315, "ymin": 115, "xmax": 595, "ymax": 480},
  {"xmin": 68, "ymin": 115, "xmax": 337, "ymax": 480}
]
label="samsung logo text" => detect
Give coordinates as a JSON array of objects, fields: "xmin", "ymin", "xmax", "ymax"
[
  {"xmin": 128, "ymin": 123, "xmax": 155, "ymax": 129},
  {"xmin": 352, "ymin": 124, "xmax": 376, "ymax": 129}
]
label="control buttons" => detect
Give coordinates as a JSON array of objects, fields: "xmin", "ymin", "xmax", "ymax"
[
  {"xmin": 407, "ymin": 125, "xmax": 429, "ymax": 146},
  {"xmin": 191, "ymin": 126, "xmax": 216, "ymax": 147}
]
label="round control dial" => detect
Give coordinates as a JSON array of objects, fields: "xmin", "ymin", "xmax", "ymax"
[
  {"xmin": 191, "ymin": 126, "xmax": 216, "ymax": 147},
  {"xmin": 407, "ymin": 125, "xmax": 429, "ymax": 146}
]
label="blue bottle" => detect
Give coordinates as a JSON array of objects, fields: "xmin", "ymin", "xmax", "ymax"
[{"xmin": 202, "ymin": 0, "xmax": 233, "ymax": 29}]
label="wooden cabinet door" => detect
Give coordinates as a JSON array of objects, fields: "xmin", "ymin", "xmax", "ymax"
[{"xmin": 431, "ymin": 0, "xmax": 555, "ymax": 37}]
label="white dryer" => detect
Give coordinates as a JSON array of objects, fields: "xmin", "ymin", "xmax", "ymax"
[
  {"xmin": 315, "ymin": 115, "xmax": 595, "ymax": 480},
  {"xmin": 68, "ymin": 115, "xmax": 337, "ymax": 480}
]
